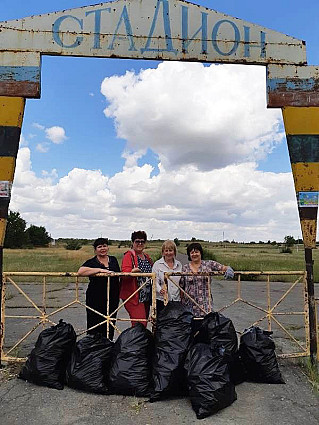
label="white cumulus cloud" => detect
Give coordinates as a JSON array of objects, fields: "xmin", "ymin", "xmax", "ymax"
[
  {"xmin": 36, "ymin": 143, "xmax": 50, "ymax": 153},
  {"xmin": 11, "ymin": 63, "xmax": 305, "ymax": 242},
  {"xmin": 45, "ymin": 126, "xmax": 68, "ymax": 144},
  {"xmin": 101, "ymin": 62, "xmax": 283, "ymax": 171},
  {"xmin": 9, "ymin": 147, "xmax": 300, "ymax": 242}
]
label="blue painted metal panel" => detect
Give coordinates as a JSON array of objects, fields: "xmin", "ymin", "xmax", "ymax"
[
  {"xmin": 0, "ymin": 66, "xmax": 40, "ymax": 82},
  {"xmin": 267, "ymin": 77, "xmax": 316, "ymax": 92}
]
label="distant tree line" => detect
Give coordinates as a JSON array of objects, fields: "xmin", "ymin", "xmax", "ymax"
[
  {"xmin": 4, "ymin": 211, "xmax": 52, "ymax": 248},
  {"xmin": 4, "ymin": 212, "xmax": 305, "ymax": 251}
]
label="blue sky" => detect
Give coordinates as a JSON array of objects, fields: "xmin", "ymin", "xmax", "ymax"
[{"xmin": 1, "ymin": 0, "xmax": 319, "ymax": 241}]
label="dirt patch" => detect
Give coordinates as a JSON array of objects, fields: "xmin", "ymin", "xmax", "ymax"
[{"xmin": 0, "ymin": 362, "xmax": 22, "ymax": 384}]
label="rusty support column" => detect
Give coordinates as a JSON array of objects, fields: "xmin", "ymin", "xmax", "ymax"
[
  {"xmin": 305, "ymin": 248, "xmax": 318, "ymax": 364},
  {"xmin": 0, "ymin": 96, "xmax": 26, "ymax": 366},
  {"xmin": 0, "ymin": 246, "xmax": 3, "ymax": 367},
  {"xmin": 280, "ymin": 105, "xmax": 319, "ymax": 364}
]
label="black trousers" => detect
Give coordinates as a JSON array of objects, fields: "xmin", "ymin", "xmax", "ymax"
[{"xmin": 86, "ymin": 281, "xmax": 119, "ymax": 340}]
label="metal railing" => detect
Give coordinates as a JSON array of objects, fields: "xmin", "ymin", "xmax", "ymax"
[
  {"xmin": 1, "ymin": 271, "xmax": 156, "ymax": 362},
  {"xmin": 165, "ymin": 270, "xmax": 310, "ymax": 358},
  {"xmin": 0, "ymin": 270, "xmax": 315, "ymax": 362},
  {"xmin": 316, "ymin": 296, "xmax": 319, "ymax": 361}
]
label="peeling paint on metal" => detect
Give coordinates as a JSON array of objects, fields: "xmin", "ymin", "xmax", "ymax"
[
  {"xmin": 0, "ymin": 157, "xmax": 16, "ymax": 181},
  {"xmin": 0, "ymin": 66, "xmax": 40, "ymax": 82},
  {"xmin": 268, "ymin": 77, "xmax": 317, "ymax": 92},
  {"xmin": 287, "ymin": 135, "xmax": 319, "ymax": 163},
  {"xmin": 0, "ymin": 97, "xmax": 25, "ymax": 126},
  {"xmin": 300, "ymin": 219, "xmax": 317, "ymax": 249},
  {"xmin": 0, "ymin": 127, "xmax": 21, "ymax": 157},
  {"xmin": 299, "ymin": 206, "xmax": 318, "ymax": 220},
  {"xmin": 0, "ymin": 81, "xmax": 40, "ymax": 98},
  {"xmin": 0, "ymin": 0, "xmax": 307, "ymax": 65},
  {"xmin": 291, "ymin": 163, "xmax": 319, "ymax": 192},
  {"xmin": 267, "ymin": 65, "xmax": 319, "ymax": 107},
  {"xmin": 0, "ymin": 218, "xmax": 6, "ymax": 246},
  {"xmin": 282, "ymin": 107, "xmax": 319, "ymax": 134},
  {"xmin": 0, "ymin": 52, "xmax": 41, "ymax": 98},
  {"xmin": 268, "ymin": 92, "xmax": 319, "ymax": 108}
]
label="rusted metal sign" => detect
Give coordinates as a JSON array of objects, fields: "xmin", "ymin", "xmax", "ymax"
[
  {"xmin": 0, "ymin": 0, "xmax": 306, "ymax": 64},
  {"xmin": 267, "ymin": 64, "xmax": 319, "ymax": 107}
]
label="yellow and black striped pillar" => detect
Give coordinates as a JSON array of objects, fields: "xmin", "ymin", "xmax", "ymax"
[
  {"xmin": 282, "ymin": 107, "xmax": 319, "ymax": 248},
  {"xmin": 0, "ymin": 96, "xmax": 25, "ymax": 246},
  {"xmin": 282, "ymin": 106, "xmax": 319, "ymax": 362}
]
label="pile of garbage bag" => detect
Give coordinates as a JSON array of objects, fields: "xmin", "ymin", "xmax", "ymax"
[
  {"xmin": 18, "ymin": 303, "xmax": 284, "ymax": 419},
  {"xmin": 194, "ymin": 311, "xmax": 246, "ymax": 385},
  {"xmin": 19, "ymin": 319, "xmax": 76, "ymax": 390},
  {"xmin": 239, "ymin": 326, "xmax": 285, "ymax": 384},
  {"xmin": 150, "ymin": 301, "xmax": 193, "ymax": 401},
  {"xmin": 109, "ymin": 323, "xmax": 154, "ymax": 396},
  {"xmin": 185, "ymin": 343, "xmax": 237, "ymax": 419},
  {"xmin": 66, "ymin": 333, "xmax": 114, "ymax": 394}
]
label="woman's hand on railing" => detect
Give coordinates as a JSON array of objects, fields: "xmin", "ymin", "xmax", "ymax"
[
  {"xmin": 131, "ymin": 267, "xmax": 141, "ymax": 273},
  {"xmin": 159, "ymin": 287, "xmax": 167, "ymax": 296},
  {"xmin": 224, "ymin": 266, "xmax": 234, "ymax": 280}
]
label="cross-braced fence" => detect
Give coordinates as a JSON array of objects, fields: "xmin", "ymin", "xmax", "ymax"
[
  {"xmin": 1, "ymin": 272, "xmax": 156, "ymax": 362},
  {"xmin": 0, "ymin": 270, "xmax": 314, "ymax": 362},
  {"xmin": 165, "ymin": 270, "xmax": 310, "ymax": 358}
]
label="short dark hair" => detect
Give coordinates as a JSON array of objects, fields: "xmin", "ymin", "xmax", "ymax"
[
  {"xmin": 131, "ymin": 230, "xmax": 147, "ymax": 242},
  {"xmin": 93, "ymin": 237, "xmax": 109, "ymax": 248},
  {"xmin": 187, "ymin": 242, "xmax": 203, "ymax": 261}
]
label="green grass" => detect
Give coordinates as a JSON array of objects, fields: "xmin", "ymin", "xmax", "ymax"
[
  {"xmin": 299, "ymin": 358, "xmax": 319, "ymax": 393},
  {"xmin": 2, "ymin": 241, "xmax": 319, "ymax": 282},
  {"xmin": 2, "ymin": 244, "xmax": 162, "ymax": 281},
  {"xmin": 178, "ymin": 242, "xmax": 319, "ymax": 282}
]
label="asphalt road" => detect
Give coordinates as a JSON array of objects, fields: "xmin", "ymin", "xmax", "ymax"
[
  {"xmin": 0, "ymin": 357, "xmax": 318, "ymax": 425},
  {"xmin": 0, "ymin": 263, "xmax": 318, "ymax": 424}
]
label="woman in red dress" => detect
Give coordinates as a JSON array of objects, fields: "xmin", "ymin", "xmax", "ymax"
[{"xmin": 120, "ymin": 231, "xmax": 153, "ymax": 327}]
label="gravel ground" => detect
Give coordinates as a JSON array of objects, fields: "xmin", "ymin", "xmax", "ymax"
[
  {"xmin": 0, "ymin": 259, "xmax": 318, "ymax": 424},
  {"xmin": 0, "ymin": 359, "xmax": 318, "ymax": 425}
]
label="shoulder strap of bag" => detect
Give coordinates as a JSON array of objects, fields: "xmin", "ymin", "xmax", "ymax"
[{"xmin": 125, "ymin": 249, "xmax": 138, "ymax": 268}]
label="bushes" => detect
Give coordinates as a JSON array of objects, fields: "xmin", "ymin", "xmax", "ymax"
[
  {"xmin": 65, "ymin": 239, "xmax": 82, "ymax": 251},
  {"xmin": 202, "ymin": 248, "xmax": 217, "ymax": 261},
  {"xmin": 280, "ymin": 247, "xmax": 292, "ymax": 254}
]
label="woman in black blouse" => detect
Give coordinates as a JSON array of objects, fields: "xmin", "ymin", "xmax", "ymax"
[{"xmin": 78, "ymin": 238, "xmax": 120, "ymax": 340}]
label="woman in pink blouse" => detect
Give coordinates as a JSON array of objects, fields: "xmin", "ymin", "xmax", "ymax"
[{"xmin": 180, "ymin": 242, "xmax": 234, "ymax": 329}]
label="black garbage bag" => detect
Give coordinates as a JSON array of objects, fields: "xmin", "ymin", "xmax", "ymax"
[
  {"xmin": 194, "ymin": 312, "xmax": 245, "ymax": 385},
  {"xmin": 194, "ymin": 312, "xmax": 238, "ymax": 357},
  {"xmin": 66, "ymin": 334, "xmax": 114, "ymax": 394},
  {"xmin": 19, "ymin": 319, "xmax": 76, "ymax": 390},
  {"xmin": 108, "ymin": 323, "xmax": 154, "ymax": 396},
  {"xmin": 150, "ymin": 302, "xmax": 193, "ymax": 402},
  {"xmin": 227, "ymin": 351, "xmax": 247, "ymax": 385},
  {"xmin": 239, "ymin": 326, "xmax": 285, "ymax": 384},
  {"xmin": 185, "ymin": 343, "xmax": 237, "ymax": 420}
]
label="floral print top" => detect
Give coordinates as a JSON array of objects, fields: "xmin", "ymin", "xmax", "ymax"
[{"xmin": 180, "ymin": 260, "xmax": 224, "ymax": 317}]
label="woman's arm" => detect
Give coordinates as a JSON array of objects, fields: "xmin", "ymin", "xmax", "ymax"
[
  {"xmin": 206, "ymin": 260, "xmax": 234, "ymax": 278},
  {"xmin": 152, "ymin": 261, "xmax": 165, "ymax": 295},
  {"xmin": 205, "ymin": 260, "xmax": 226, "ymax": 272},
  {"xmin": 77, "ymin": 266, "xmax": 111, "ymax": 276}
]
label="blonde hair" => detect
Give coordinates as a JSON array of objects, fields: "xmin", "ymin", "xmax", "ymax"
[{"xmin": 161, "ymin": 240, "xmax": 177, "ymax": 256}]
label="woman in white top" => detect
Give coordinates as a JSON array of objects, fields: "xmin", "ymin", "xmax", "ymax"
[{"xmin": 152, "ymin": 240, "xmax": 182, "ymax": 314}]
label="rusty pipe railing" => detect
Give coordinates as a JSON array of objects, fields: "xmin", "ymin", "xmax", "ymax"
[
  {"xmin": 164, "ymin": 270, "xmax": 311, "ymax": 359},
  {"xmin": 1, "ymin": 270, "xmax": 315, "ymax": 363}
]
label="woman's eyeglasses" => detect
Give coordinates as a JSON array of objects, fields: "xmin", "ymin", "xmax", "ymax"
[{"xmin": 134, "ymin": 239, "xmax": 145, "ymax": 244}]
